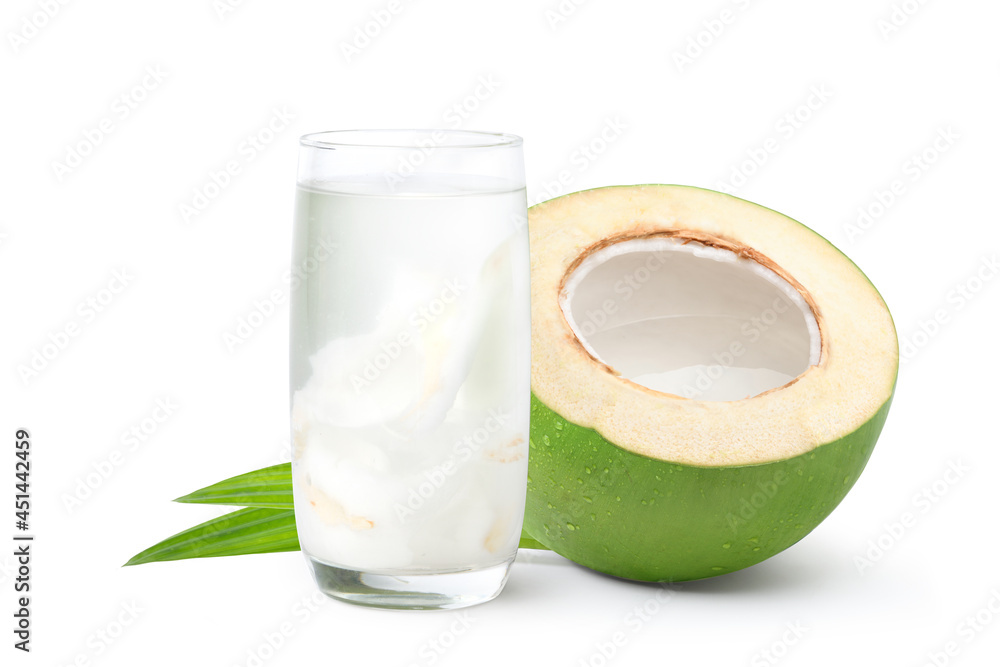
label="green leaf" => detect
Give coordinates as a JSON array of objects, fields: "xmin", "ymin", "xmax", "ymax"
[
  {"xmin": 125, "ymin": 507, "xmax": 299, "ymax": 566},
  {"xmin": 518, "ymin": 532, "xmax": 549, "ymax": 550},
  {"xmin": 129, "ymin": 463, "xmax": 551, "ymax": 566},
  {"xmin": 174, "ymin": 463, "xmax": 293, "ymax": 509}
]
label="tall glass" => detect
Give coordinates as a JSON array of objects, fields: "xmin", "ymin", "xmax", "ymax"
[{"xmin": 289, "ymin": 130, "xmax": 530, "ymax": 610}]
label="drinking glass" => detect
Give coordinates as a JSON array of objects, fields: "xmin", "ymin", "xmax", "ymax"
[{"xmin": 290, "ymin": 130, "xmax": 530, "ymax": 610}]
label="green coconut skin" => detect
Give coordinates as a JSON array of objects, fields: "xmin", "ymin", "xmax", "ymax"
[{"xmin": 523, "ymin": 392, "xmax": 894, "ymax": 582}]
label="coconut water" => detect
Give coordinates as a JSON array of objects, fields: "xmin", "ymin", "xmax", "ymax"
[{"xmin": 290, "ymin": 176, "xmax": 530, "ymax": 573}]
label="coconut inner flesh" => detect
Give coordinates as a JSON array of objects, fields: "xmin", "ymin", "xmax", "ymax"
[{"xmin": 560, "ymin": 236, "xmax": 822, "ymax": 401}]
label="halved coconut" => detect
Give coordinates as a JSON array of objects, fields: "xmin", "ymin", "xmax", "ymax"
[{"xmin": 525, "ymin": 185, "xmax": 897, "ymax": 582}]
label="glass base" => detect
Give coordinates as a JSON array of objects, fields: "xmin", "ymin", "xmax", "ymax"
[{"xmin": 306, "ymin": 555, "xmax": 514, "ymax": 610}]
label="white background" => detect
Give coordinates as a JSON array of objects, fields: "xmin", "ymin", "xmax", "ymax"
[{"xmin": 3, "ymin": 0, "xmax": 999, "ymax": 665}]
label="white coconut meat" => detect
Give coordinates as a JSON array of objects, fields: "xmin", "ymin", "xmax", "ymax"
[
  {"xmin": 560, "ymin": 237, "xmax": 823, "ymax": 401},
  {"xmin": 530, "ymin": 185, "xmax": 898, "ymax": 466}
]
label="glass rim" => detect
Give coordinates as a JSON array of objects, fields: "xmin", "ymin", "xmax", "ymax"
[{"xmin": 299, "ymin": 129, "xmax": 523, "ymax": 151}]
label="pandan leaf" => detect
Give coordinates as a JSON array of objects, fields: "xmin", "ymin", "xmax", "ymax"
[
  {"xmin": 125, "ymin": 507, "xmax": 298, "ymax": 566},
  {"xmin": 517, "ymin": 533, "xmax": 549, "ymax": 550},
  {"xmin": 174, "ymin": 463, "xmax": 293, "ymax": 509},
  {"xmin": 129, "ymin": 463, "xmax": 550, "ymax": 566}
]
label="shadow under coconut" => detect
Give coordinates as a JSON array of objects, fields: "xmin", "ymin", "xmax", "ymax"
[
  {"xmin": 662, "ymin": 547, "xmax": 837, "ymax": 596},
  {"xmin": 514, "ymin": 538, "xmax": 843, "ymax": 598}
]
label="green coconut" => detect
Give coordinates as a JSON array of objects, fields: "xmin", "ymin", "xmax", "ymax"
[{"xmin": 523, "ymin": 185, "xmax": 897, "ymax": 582}]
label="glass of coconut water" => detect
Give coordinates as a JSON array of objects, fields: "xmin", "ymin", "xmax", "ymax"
[{"xmin": 290, "ymin": 130, "xmax": 530, "ymax": 609}]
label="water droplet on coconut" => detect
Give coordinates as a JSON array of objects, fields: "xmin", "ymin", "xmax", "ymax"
[
  {"xmin": 722, "ymin": 542, "xmax": 732, "ymax": 549},
  {"xmin": 566, "ymin": 523, "xmax": 577, "ymax": 531}
]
